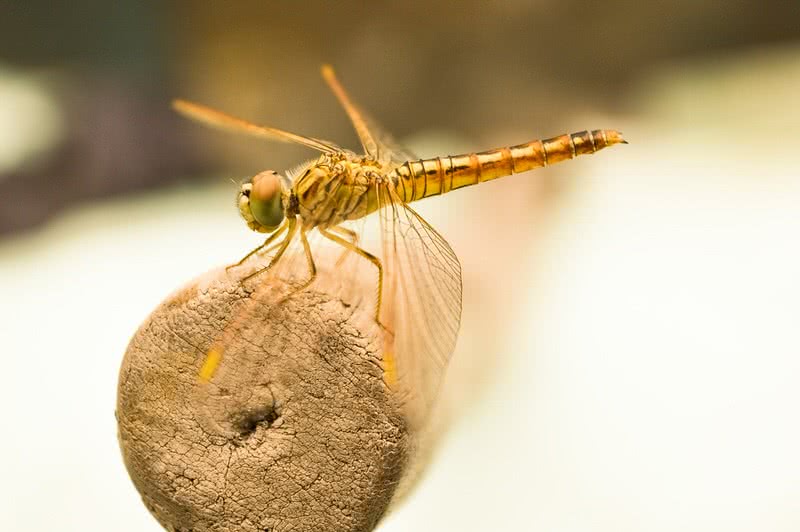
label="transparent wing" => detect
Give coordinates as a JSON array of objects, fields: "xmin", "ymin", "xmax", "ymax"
[
  {"xmin": 321, "ymin": 65, "xmax": 418, "ymax": 167},
  {"xmin": 367, "ymin": 115, "xmax": 418, "ymax": 167},
  {"xmin": 173, "ymin": 98, "xmax": 342, "ymax": 154},
  {"xmin": 192, "ymin": 172, "xmax": 358, "ymax": 438},
  {"xmin": 192, "ymin": 172, "xmax": 460, "ymax": 434},
  {"xmin": 376, "ymin": 181, "xmax": 463, "ymax": 430}
]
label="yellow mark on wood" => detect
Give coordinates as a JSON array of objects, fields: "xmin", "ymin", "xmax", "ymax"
[
  {"xmin": 383, "ymin": 349, "xmax": 397, "ymax": 389},
  {"xmin": 199, "ymin": 348, "xmax": 222, "ymax": 382}
]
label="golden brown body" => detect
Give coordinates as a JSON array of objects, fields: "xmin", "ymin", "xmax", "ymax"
[
  {"xmin": 173, "ymin": 65, "xmax": 626, "ymax": 431},
  {"xmin": 392, "ymin": 129, "xmax": 625, "ymax": 202},
  {"xmin": 292, "ymin": 129, "xmax": 625, "ymax": 229}
]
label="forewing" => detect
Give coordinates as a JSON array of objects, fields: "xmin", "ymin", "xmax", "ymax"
[
  {"xmin": 376, "ymin": 181, "xmax": 462, "ymax": 430},
  {"xmin": 368, "ymin": 115, "xmax": 418, "ymax": 167},
  {"xmin": 345, "ymin": 106, "xmax": 418, "ymax": 167},
  {"xmin": 321, "ymin": 65, "xmax": 417, "ymax": 167},
  {"xmin": 173, "ymin": 99, "xmax": 342, "ymax": 153}
]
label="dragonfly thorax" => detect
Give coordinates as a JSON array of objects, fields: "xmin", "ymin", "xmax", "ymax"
[{"xmin": 292, "ymin": 153, "xmax": 383, "ymax": 230}]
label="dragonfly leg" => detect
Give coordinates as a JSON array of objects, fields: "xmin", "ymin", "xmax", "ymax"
[
  {"xmin": 319, "ymin": 227, "xmax": 383, "ymax": 324},
  {"xmin": 328, "ymin": 225, "xmax": 359, "ymax": 266},
  {"xmin": 227, "ymin": 221, "xmax": 288, "ymax": 271},
  {"xmin": 241, "ymin": 217, "xmax": 298, "ymax": 282},
  {"xmin": 278, "ymin": 228, "xmax": 318, "ymax": 302}
]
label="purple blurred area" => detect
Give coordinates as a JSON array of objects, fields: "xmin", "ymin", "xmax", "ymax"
[{"xmin": 1, "ymin": 0, "xmax": 798, "ymax": 235}]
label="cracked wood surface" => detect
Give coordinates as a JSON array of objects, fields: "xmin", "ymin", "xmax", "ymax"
[{"xmin": 117, "ymin": 266, "xmax": 413, "ymax": 532}]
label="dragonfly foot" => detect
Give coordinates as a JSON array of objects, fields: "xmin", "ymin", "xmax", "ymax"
[
  {"xmin": 241, "ymin": 267, "xmax": 270, "ymax": 283},
  {"xmin": 276, "ymin": 279, "xmax": 315, "ymax": 305},
  {"xmin": 376, "ymin": 318, "xmax": 394, "ymax": 337}
]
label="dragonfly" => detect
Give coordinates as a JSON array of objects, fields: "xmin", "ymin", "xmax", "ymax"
[{"xmin": 173, "ymin": 65, "xmax": 626, "ymax": 431}]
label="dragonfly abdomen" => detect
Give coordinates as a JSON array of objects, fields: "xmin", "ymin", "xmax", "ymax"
[{"xmin": 392, "ymin": 129, "xmax": 625, "ymax": 202}]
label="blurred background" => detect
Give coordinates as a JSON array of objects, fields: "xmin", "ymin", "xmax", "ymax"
[{"xmin": 1, "ymin": 1, "xmax": 799, "ymax": 531}]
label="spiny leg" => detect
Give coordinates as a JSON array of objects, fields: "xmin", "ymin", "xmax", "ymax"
[
  {"xmin": 229, "ymin": 238, "xmax": 284, "ymax": 271},
  {"xmin": 200, "ymin": 220, "xmax": 297, "ymax": 384},
  {"xmin": 319, "ymin": 227, "xmax": 383, "ymax": 324},
  {"xmin": 329, "ymin": 224, "xmax": 358, "ymax": 243},
  {"xmin": 279, "ymin": 228, "xmax": 317, "ymax": 302},
  {"xmin": 242, "ymin": 217, "xmax": 298, "ymax": 282},
  {"xmin": 328, "ymin": 225, "xmax": 359, "ymax": 266},
  {"xmin": 227, "ymin": 221, "xmax": 288, "ymax": 270}
]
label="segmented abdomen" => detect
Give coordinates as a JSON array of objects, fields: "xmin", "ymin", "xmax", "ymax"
[{"xmin": 390, "ymin": 129, "xmax": 626, "ymax": 203}]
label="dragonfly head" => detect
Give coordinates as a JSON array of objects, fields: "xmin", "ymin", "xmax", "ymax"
[{"xmin": 238, "ymin": 170, "xmax": 287, "ymax": 233}]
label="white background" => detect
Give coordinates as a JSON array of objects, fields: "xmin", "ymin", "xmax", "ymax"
[{"xmin": 2, "ymin": 46, "xmax": 799, "ymax": 531}]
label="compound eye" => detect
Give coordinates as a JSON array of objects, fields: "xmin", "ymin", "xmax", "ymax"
[{"xmin": 249, "ymin": 170, "xmax": 285, "ymax": 230}]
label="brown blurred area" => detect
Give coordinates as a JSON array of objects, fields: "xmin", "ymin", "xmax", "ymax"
[{"xmin": 1, "ymin": 0, "xmax": 799, "ymax": 235}]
